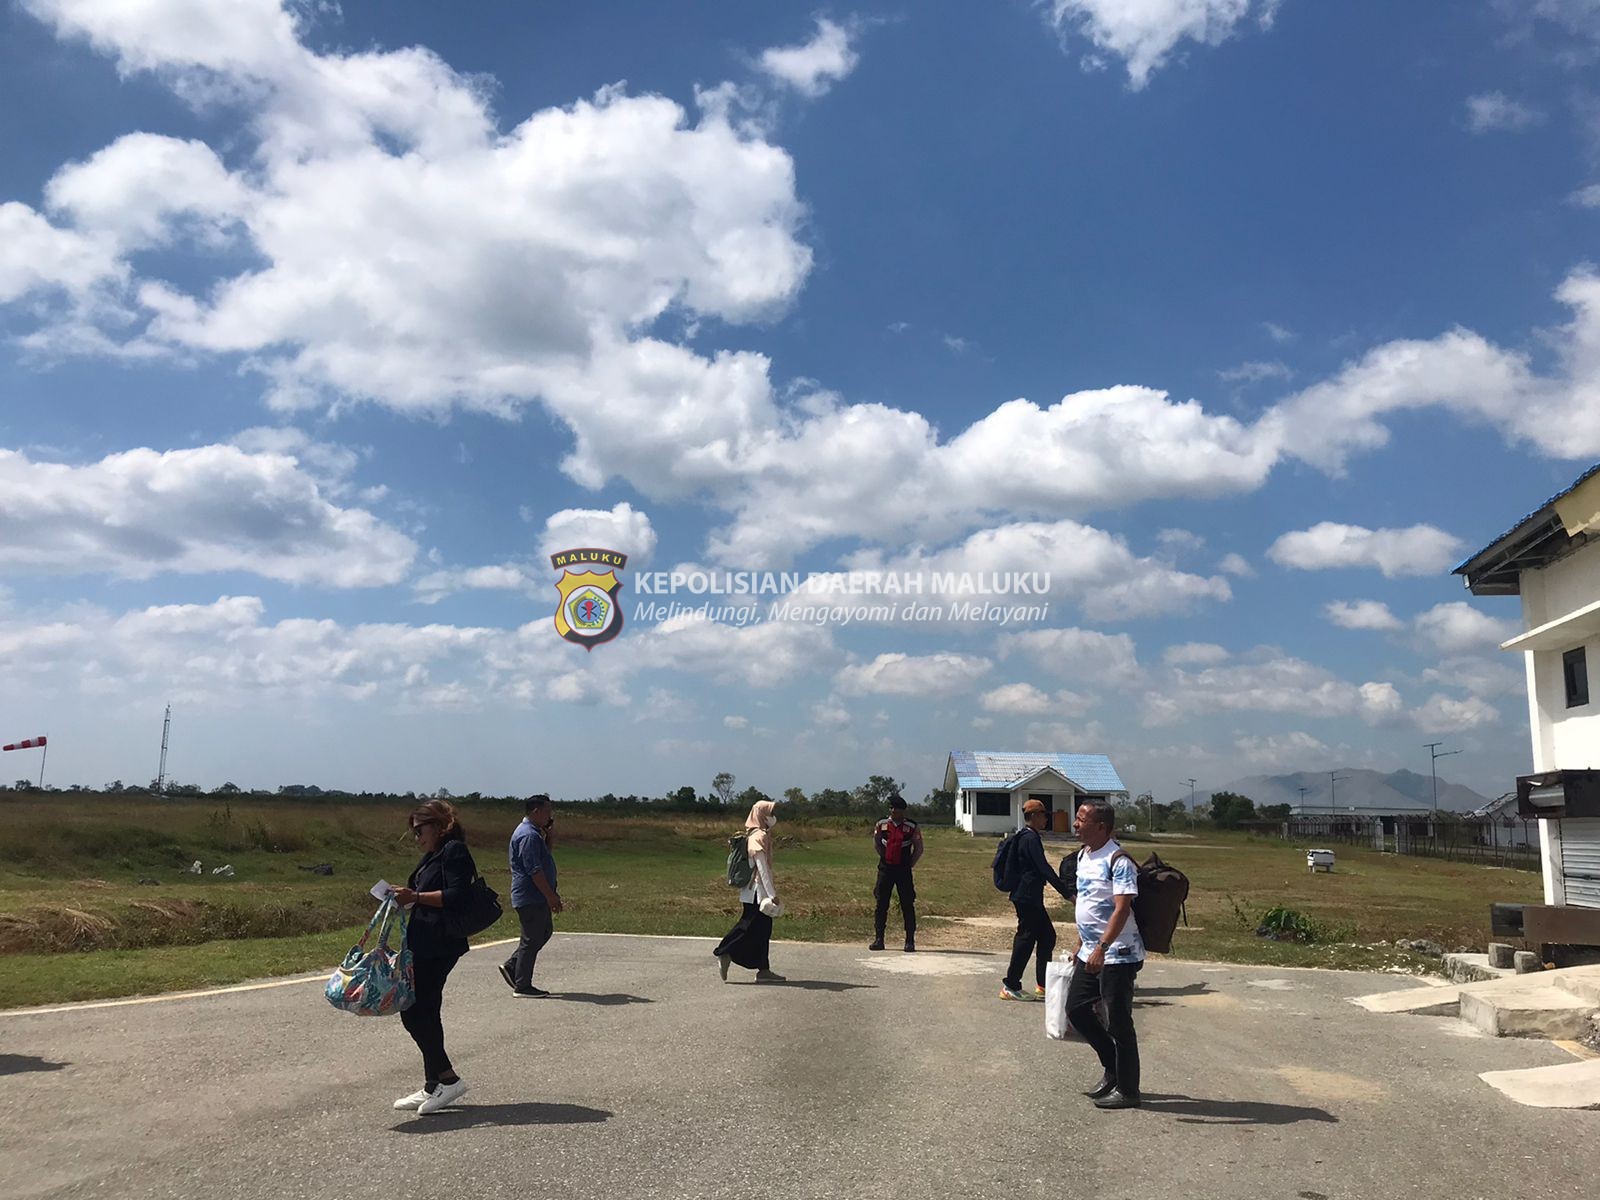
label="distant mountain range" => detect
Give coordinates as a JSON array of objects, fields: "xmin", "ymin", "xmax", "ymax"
[{"xmin": 1201, "ymin": 768, "xmax": 1496, "ymax": 815}]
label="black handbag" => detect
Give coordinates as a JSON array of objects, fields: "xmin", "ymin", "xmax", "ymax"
[{"xmin": 442, "ymin": 873, "xmax": 503, "ymax": 939}]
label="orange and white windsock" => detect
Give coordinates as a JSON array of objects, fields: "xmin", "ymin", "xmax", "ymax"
[{"xmin": 2, "ymin": 736, "xmax": 46, "ymax": 751}]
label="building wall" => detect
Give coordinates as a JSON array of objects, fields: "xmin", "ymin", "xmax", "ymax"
[{"xmin": 1519, "ymin": 543, "xmax": 1600, "ymax": 906}]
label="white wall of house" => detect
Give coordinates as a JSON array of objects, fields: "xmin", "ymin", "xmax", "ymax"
[
  {"xmin": 1517, "ymin": 543, "xmax": 1600, "ymax": 905},
  {"xmin": 956, "ymin": 786, "xmax": 1088, "ymax": 834}
]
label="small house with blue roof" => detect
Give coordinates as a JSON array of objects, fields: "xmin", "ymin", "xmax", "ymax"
[{"xmin": 944, "ymin": 749, "xmax": 1128, "ymax": 836}]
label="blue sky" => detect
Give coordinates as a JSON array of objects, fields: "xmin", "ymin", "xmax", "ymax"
[{"xmin": 2, "ymin": 0, "xmax": 1598, "ymax": 805}]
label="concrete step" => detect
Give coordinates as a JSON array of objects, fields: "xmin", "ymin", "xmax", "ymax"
[
  {"xmin": 1442, "ymin": 952, "xmax": 1515, "ymax": 984},
  {"xmin": 1550, "ymin": 964, "xmax": 1600, "ymax": 1006},
  {"xmin": 1351, "ymin": 984, "xmax": 1461, "ymax": 1017},
  {"xmin": 1458, "ymin": 976, "xmax": 1596, "ymax": 1039},
  {"xmin": 1479, "ymin": 1057, "xmax": 1600, "ymax": 1109}
]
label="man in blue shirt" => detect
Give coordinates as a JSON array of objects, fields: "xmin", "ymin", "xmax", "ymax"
[
  {"xmin": 499, "ymin": 794, "xmax": 563, "ymax": 997},
  {"xmin": 1067, "ymin": 798, "xmax": 1145, "ymax": 1109}
]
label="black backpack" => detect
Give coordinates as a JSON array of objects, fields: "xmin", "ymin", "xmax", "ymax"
[
  {"xmin": 1088, "ymin": 848, "xmax": 1189, "ymax": 954},
  {"xmin": 991, "ymin": 829, "xmax": 1027, "ymax": 892}
]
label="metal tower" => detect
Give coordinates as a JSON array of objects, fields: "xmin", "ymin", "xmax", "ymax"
[{"xmin": 156, "ymin": 705, "xmax": 171, "ymax": 794}]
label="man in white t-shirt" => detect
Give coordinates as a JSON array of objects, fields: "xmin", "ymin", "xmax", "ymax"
[{"xmin": 1068, "ymin": 798, "xmax": 1144, "ymax": 1110}]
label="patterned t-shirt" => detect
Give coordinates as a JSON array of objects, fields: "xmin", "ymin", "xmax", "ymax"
[{"xmin": 1073, "ymin": 840, "xmax": 1144, "ymax": 965}]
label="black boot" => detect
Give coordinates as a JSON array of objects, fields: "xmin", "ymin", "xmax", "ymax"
[
  {"xmin": 1084, "ymin": 1073, "xmax": 1116, "ymax": 1099},
  {"xmin": 903, "ymin": 934, "xmax": 916, "ymax": 953},
  {"xmin": 869, "ymin": 932, "xmax": 886, "ymax": 951}
]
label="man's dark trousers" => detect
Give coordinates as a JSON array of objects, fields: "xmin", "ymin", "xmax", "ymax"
[
  {"xmin": 1066, "ymin": 961, "xmax": 1141, "ymax": 1096},
  {"xmin": 505, "ymin": 904, "xmax": 553, "ymax": 990},
  {"xmin": 1002, "ymin": 898, "xmax": 1056, "ymax": 990},
  {"xmin": 874, "ymin": 862, "xmax": 916, "ymax": 939}
]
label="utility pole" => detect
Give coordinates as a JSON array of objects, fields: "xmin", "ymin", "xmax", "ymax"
[
  {"xmin": 1182, "ymin": 778, "xmax": 1197, "ymax": 828},
  {"xmin": 1424, "ymin": 742, "xmax": 1462, "ymax": 814},
  {"xmin": 1329, "ymin": 771, "xmax": 1348, "ymax": 815},
  {"xmin": 1297, "ymin": 785, "xmax": 1310, "ymax": 814},
  {"xmin": 156, "ymin": 704, "xmax": 171, "ymax": 795}
]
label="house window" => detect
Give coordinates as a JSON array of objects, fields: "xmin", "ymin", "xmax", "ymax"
[
  {"xmin": 975, "ymin": 790, "xmax": 1010, "ymax": 816},
  {"xmin": 1564, "ymin": 647, "xmax": 1589, "ymax": 708}
]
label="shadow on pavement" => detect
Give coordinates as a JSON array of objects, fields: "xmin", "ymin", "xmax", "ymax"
[
  {"xmin": 549, "ymin": 993, "xmax": 653, "ymax": 1006},
  {"xmin": 734, "ymin": 979, "xmax": 877, "ymax": 992},
  {"xmin": 1137, "ymin": 983, "xmax": 1210, "ymax": 998},
  {"xmin": 392, "ymin": 1102, "xmax": 612, "ymax": 1134},
  {"xmin": 0, "ymin": 1054, "xmax": 69, "ymax": 1076},
  {"xmin": 1138, "ymin": 1093, "xmax": 1338, "ymax": 1126}
]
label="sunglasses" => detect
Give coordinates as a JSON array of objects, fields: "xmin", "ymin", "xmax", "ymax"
[{"xmin": 410, "ymin": 821, "xmax": 437, "ymax": 838}]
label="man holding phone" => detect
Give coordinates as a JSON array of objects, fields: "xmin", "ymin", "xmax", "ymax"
[{"xmin": 499, "ymin": 793, "xmax": 563, "ymax": 997}]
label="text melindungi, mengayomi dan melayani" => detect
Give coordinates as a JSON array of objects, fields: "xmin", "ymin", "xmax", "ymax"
[{"xmin": 631, "ymin": 570, "xmax": 1052, "ymax": 628}]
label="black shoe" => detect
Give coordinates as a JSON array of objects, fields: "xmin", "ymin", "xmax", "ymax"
[
  {"xmin": 497, "ymin": 963, "xmax": 516, "ymax": 991},
  {"xmin": 512, "ymin": 986, "xmax": 549, "ymax": 998},
  {"xmin": 868, "ymin": 938, "xmax": 886, "ymax": 951},
  {"xmin": 1093, "ymin": 1088, "xmax": 1141, "ymax": 1110},
  {"xmin": 1084, "ymin": 1073, "xmax": 1116, "ymax": 1100},
  {"xmin": 903, "ymin": 938, "xmax": 916, "ymax": 953}
]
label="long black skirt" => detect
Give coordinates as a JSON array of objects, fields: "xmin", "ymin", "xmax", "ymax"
[{"xmin": 712, "ymin": 902, "xmax": 772, "ymax": 971}]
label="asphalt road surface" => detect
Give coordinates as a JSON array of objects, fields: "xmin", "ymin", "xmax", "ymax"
[{"xmin": 2, "ymin": 933, "xmax": 1595, "ymax": 1200}]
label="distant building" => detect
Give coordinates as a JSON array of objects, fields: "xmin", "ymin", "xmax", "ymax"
[
  {"xmin": 1464, "ymin": 793, "xmax": 1537, "ymax": 850},
  {"xmin": 1456, "ymin": 462, "xmax": 1600, "ymax": 947},
  {"xmin": 944, "ymin": 750, "xmax": 1128, "ymax": 836}
]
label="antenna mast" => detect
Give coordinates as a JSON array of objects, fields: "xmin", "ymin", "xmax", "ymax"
[{"xmin": 156, "ymin": 704, "xmax": 171, "ymax": 794}]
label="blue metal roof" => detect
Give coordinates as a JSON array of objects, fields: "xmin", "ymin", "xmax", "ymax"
[{"xmin": 948, "ymin": 749, "xmax": 1126, "ymax": 794}]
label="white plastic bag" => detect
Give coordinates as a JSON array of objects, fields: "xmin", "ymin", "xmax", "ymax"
[
  {"xmin": 1044, "ymin": 956, "xmax": 1074, "ymax": 1040},
  {"xmin": 758, "ymin": 896, "xmax": 784, "ymax": 918}
]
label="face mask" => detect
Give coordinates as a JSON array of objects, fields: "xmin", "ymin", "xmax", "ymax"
[{"xmin": 766, "ymin": 812, "xmax": 778, "ymax": 828}]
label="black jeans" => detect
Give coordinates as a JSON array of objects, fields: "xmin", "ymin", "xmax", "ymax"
[
  {"xmin": 873, "ymin": 863, "xmax": 916, "ymax": 937},
  {"xmin": 1003, "ymin": 897, "xmax": 1056, "ymax": 990},
  {"xmin": 1066, "ymin": 960, "xmax": 1142, "ymax": 1096},
  {"xmin": 503, "ymin": 904, "xmax": 554, "ymax": 990},
  {"xmin": 401, "ymin": 950, "xmax": 462, "ymax": 1086}
]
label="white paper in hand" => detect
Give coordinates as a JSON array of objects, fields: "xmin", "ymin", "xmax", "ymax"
[{"xmin": 370, "ymin": 879, "xmax": 396, "ymax": 902}]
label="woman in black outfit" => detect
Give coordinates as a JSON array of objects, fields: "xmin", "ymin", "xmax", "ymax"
[{"xmin": 392, "ymin": 799, "xmax": 475, "ymax": 1115}]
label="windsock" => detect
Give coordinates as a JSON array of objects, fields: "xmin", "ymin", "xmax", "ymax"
[{"xmin": 2, "ymin": 736, "xmax": 46, "ymax": 751}]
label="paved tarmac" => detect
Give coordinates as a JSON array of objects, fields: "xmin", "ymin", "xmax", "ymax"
[{"xmin": 2, "ymin": 933, "xmax": 1596, "ymax": 1200}]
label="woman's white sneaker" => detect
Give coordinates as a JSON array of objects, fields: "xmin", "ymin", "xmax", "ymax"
[
  {"xmin": 393, "ymin": 1087, "xmax": 435, "ymax": 1111},
  {"xmin": 416, "ymin": 1079, "xmax": 468, "ymax": 1114}
]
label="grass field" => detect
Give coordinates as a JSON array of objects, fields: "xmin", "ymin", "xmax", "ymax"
[{"xmin": 0, "ymin": 793, "xmax": 1546, "ymax": 1008}]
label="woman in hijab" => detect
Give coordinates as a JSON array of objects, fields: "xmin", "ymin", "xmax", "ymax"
[{"xmin": 712, "ymin": 799, "xmax": 785, "ymax": 982}]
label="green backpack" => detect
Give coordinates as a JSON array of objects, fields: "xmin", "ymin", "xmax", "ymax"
[{"xmin": 725, "ymin": 831, "xmax": 755, "ymax": 888}]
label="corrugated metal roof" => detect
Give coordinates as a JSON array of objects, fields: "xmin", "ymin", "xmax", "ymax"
[
  {"xmin": 948, "ymin": 749, "xmax": 1126, "ymax": 794},
  {"xmin": 1454, "ymin": 461, "xmax": 1600, "ymax": 592}
]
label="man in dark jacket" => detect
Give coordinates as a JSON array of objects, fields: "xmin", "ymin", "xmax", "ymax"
[
  {"xmin": 869, "ymin": 794, "xmax": 924, "ymax": 952},
  {"xmin": 1000, "ymin": 798, "xmax": 1073, "ymax": 1001}
]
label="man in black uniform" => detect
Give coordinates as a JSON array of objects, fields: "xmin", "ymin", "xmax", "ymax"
[{"xmin": 870, "ymin": 794, "xmax": 924, "ymax": 952}]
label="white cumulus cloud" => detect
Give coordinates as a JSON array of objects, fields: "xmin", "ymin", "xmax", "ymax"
[
  {"xmin": 1268, "ymin": 522, "xmax": 1465, "ymax": 578},
  {"xmin": 834, "ymin": 652, "xmax": 992, "ymax": 696},
  {"xmin": 758, "ymin": 17, "xmax": 862, "ymax": 98},
  {"xmin": 1464, "ymin": 91, "xmax": 1543, "ymax": 133},
  {"xmin": 1324, "ymin": 599, "xmax": 1404, "ymax": 631},
  {"xmin": 1047, "ymin": 0, "xmax": 1282, "ymax": 90},
  {"xmin": 1413, "ymin": 602, "xmax": 1519, "ymax": 655},
  {"xmin": 0, "ymin": 444, "xmax": 414, "ymax": 586}
]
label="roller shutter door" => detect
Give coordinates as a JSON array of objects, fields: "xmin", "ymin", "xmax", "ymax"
[{"xmin": 1561, "ymin": 817, "xmax": 1600, "ymax": 908}]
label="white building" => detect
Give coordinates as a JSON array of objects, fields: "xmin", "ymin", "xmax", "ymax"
[
  {"xmin": 944, "ymin": 749, "xmax": 1128, "ymax": 836},
  {"xmin": 1456, "ymin": 462, "xmax": 1600, "ymax": 951}
]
